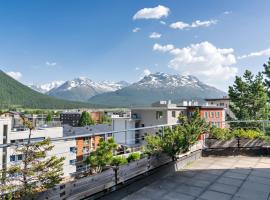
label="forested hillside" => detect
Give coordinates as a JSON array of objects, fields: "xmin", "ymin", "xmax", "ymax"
[{"xmin": 0, "ymin": 70, "xmax": 98, "ymax": 109}]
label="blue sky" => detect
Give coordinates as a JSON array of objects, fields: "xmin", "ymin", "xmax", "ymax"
[{"xmin": 1, "ymin": 0, "xmax": 270, "ymax": 91}]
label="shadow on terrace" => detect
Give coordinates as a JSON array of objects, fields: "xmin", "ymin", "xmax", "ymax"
[{"xmin": 99, "ymin": 156, "xmax": 270, "ymax": 200}]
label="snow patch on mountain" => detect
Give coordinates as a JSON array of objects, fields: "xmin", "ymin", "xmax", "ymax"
[{"xmin": 29, "ymin": 81, "xmax": 64, "ymax": 93}]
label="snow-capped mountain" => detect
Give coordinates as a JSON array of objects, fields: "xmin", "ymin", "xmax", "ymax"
[
  {"xmin": 29, "ymin": 81, "xmax": 65, "ymax": 93},
  {"xmin": 47, "ymin": 77, "xmax": 129, "ymax": 102},
  {"xmin": 136, "ymin": 72, "xmax": 201, "ymax": 88},
  {"xmin": 89, "ymin": 72, "xmax": 226, "ymax": 107}
]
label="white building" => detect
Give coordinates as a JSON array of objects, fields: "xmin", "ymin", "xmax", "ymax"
[
  {"xmin": 112, "ymin": 100, "xmax": 225, "ymax": 146},
  {"xmin": 0, "ymin": 116, "xmax": 76, "ymax": 178}
]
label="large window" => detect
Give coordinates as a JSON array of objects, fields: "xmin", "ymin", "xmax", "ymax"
[
  {"xmin": 210, "ymin": 112, "xmax": 214, "ymax": 118},
  {"xmin": 216, "ymin": 112, "xmax": 220, "ymax": 118},
  {"xmin": 156, "ymin": 111, "xmax": 163, "ymax": 119},
  {"xmin": 204, "ymin": 112, "xmax": 208, "ymax": 118},
  {"xmin": 172, "ymin": 111, "xmax": 176, "ymax": 118}
]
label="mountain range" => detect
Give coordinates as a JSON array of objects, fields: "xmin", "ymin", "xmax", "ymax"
[
  {"xmin": 31, "ymin": 73, "xmax": 226, "ymax": 107},
  {"xmin": 88, "ymin": 72, "xmax": 226, "ymax": 107},
  {"xmin": 3, "ymin": 71, "xmax": 226, "ymax": 108},
  {"xmin": 45, "ymin": 78, "xmax": 130, "ymax": 102}
]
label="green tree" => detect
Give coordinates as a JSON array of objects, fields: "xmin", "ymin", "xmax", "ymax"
[
  {"xmin": 78, "ymin": 111, "xmax": 95, "ymax": 126},
  {"xmin": 228, "ymin": 70, "xmax": 270, "ymax": 131},
  {"xmin": 146, "ymin": 110, "xmax": 209, "ymax": 161},
  {"xmin": 0, "ymin": 116, "xmax": 64, "ymax": 200},
  {"xmin": 263, "ymin": 57, "xmax": 270, "ymax": 97},
  {"xmin": 45, "ymin": 113, "xmax": 53, "ymax": 123},
  {"xmin": 111, "ymin": 156, "xmax": 128, "ymax": 166},
  {"xmin": 85, "ymin": 138, "xmax": 117, "ymax": 174},
  {"xmin": 229, "ymin": 70, "xmax": 269, "ymax": 121}
]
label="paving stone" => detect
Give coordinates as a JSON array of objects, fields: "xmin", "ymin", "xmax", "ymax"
[
  {"xmin": 233, "ymin": 188, "xmax": 269, "ymax": 200},
  {"xmin": 217, "ymin": 176, "xmax": 243, "ymax": 187},
  {"xmin": 162, "ymin": 191, "xmax": 195, "ymax": 200},
  {"xmin": 199, "ymin": 190, "xmax": 232, "ymax": 200},
  {"xmin": 173, "ymin": 184, "xmax": 204, "ymax": 197},
  {"xmin": 209, "ymin": 182, "xmax": 239, "ymax": 194},
  {"xmin": 223, "ymin": 171, "xmax": 248, "ymax": 180},
  {"xmin": 119, "ymin": 156, "xmax": 270, "ymax": 200},
  {"xmin": 247, "ymin": 175, "xmax": 270, "ymax": 186}
]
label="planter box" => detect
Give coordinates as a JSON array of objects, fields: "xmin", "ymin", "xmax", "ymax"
[
  {"xmin": 37, "ymin": 146, "xmax": 201, "ymax": 200},
  {"xmin": 205, "ymin": 138, "xmax": 267, "ymax": 148}
]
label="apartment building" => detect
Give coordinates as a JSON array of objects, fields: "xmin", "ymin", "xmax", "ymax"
[
  {"xmin": 60, "ymin": 112, "xmax": 81, "ymax": 126},
  {"xmin": 63, "ymin": 124, "xmax": 112, "ymax": 171},
  {"xmin": 112, "ymin": 100, "xmax": 225, "ymax": 146},
  {"xmin": 205, "ymin": 97, "xmax": 235, "ymax": 119},
  {"xmin": 0, "ymin": 115, "xmax": 77, "ymax": 177}
]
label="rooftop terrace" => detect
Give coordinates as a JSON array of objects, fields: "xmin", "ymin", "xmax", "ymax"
[{"xmin": 106, "ymin": 156, "xmax": 270, "ymax": 200}]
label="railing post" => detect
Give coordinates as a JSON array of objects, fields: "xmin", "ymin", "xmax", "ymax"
[{"xmin": 237, "ymin": 136, "xmax": 240, "ymax": 148}]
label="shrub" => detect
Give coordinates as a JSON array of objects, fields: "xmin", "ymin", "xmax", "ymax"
[
  {"xmin": 127, "ymin": 152, "xmax": 141, "ymax": 162},
  {"xmin": 231, "ymin": 129, "xmax": 265, "ymax": 139},
  {"xmin": 209, "ymin": 127, "xmax": 232, "ymax": 140},
  {"xmin": 209, "ymin": 127, "xmax": 267, "ymax": 141},
  {"xmin": 145, "ymin": 109, "xmax": 210, "ymax": 161},
  {"xmin": 111, "ymin": 156, "xmax": 128, "ymax": 166}
]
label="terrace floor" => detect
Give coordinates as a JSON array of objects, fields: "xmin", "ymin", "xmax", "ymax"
[{"xmin": 121, "ymin": 156, "xmax": 270, "ymax": 200}]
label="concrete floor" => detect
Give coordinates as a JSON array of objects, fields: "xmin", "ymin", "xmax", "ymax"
[{"xmin": 121, "ymin": 156, "xmax": 270, "ymax": 200}]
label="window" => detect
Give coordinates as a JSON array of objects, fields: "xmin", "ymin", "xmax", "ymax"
[
  {"xmin": 69, "ymin": 159, "xmax": 76, "ymax": 165},
  {"xmin": 172, "ymin": 111, "xmax": 176, "ymax": 118},
  {"xmin": 141, "ymin": 124, "xmax": 145, "ymax": 127},
  {"xmin": 216, "ymin": 112, "xmax": 220, "ymax": 118},
  {"xmin": 17, "ymin": 154, "xmax": 23, "ymax": 161},
  {"xmin": 220, "ymin": 103, "xmax": 224, "ymax": 106},
  {"xmin": 10, "ymin": 155, "xmax": 16, "ymax": 162},
  {"xmin": 210, "ymin": 112, "xmax": 214, "ymax": 118},
  {"xmin": 107, "ymin": 133, "xmax": 112, "ymax": 137},
  {"xmin": 70, "ymin": 147, "xmax": 76, "ymax": 153},
  {"xmin": 156, "ymin": 111, "xmax": 163, "ymax": 119},
  {"xmin": 204, "ymin": 112, "xmax": 208, "ymax": 118}
]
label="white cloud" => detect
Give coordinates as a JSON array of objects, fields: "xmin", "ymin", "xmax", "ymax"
[
  {"xmin": 6, "ymin": 71, "xmax": 22, "ymax": 80},
  {"xmin": 154, "ymin": 41, "xmax": 237, "ymax": 82},
  {"xmin": 223, "ymin": 11, "xmax": 232, "ymax": 15},
  {"xmin": 170, "ymin": 19, "xmax": 217, "ymax": 30},
  {"xmin": 46, "ymin": 61, "xmax": 57, "ymax": 66},
  {"xmin": 153, "ymin": 43, "xmax": 174, "ymax": 52},
  {"xmin": 143, "ymin": 69, "xmax": 151, "ymax": 76},
  {"xmin": 160, "ymin": 21, "xmax": 166, "ymax": 25},
  {"xmin": 149, "ymin": 32, "xmax": 162, "ymax": 39},
  {"xmin": 132, "ymin": 27, "xmax": 141, "ymax": 33},
  {"xmin": 238, "ymin": 48, "xmax": 270, "ymax": 59},
  {"xmin": 133, "ymin": 5, "xmax": 170, "ymax": 20},
  {"xmin": 170, "ymin": 21, "xmax": 189, "ymax": 29}
]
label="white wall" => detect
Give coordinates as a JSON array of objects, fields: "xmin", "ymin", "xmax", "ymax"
[
  {"xmin": 112, "ymin": 118, "xmax": 135, "ymax": 146},
  {"xmin": 1, "ymin": 118, "xmax": 76, "ymax": 177}
]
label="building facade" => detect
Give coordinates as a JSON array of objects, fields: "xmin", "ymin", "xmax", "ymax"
[
  {"xmin": 63, "ymin": 124, "xmax": 112, "ymax": 171},
  {"xmin": 60, "ymin": 112, "xmax": 81, "ymax": 127},
  {"xmin": 112, "ymin": 101, "xmax": 225, "ymax": 146},
  {"xmin": 0, "ymin": 116, "xmax": 76, "ymax": 177},
  {"xmin": 205, "ymin": 97, "xmax": 234, "ymax": 119}
]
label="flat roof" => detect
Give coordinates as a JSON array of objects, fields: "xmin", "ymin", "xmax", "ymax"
[{"xmin": 205, "ymin": 98, "xmax": 230, "ymax": 101}]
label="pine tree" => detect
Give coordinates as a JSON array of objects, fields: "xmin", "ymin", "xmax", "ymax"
[
  {"xmin": 0, "ymin": 116, "xmax": 65, "ymax": 199},
  {"xmin": 229, "ymin": 70, "xmax": 269, "ymax": 121},
  {"xmin": 85, "ymin": 138, "xmax": 117, "ymax": 174},
  {"xmin": 78, "ymin": 111, "xmax": 95, "ymax": 126},
  {"xmin": 263, "ymin": 57, "xmax": 270, "ymax": 97}
]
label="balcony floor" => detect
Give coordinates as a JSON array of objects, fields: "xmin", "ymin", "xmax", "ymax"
[{"xmin": 121, "ymin": 156, "xmax": 270, "ymax": 200}]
